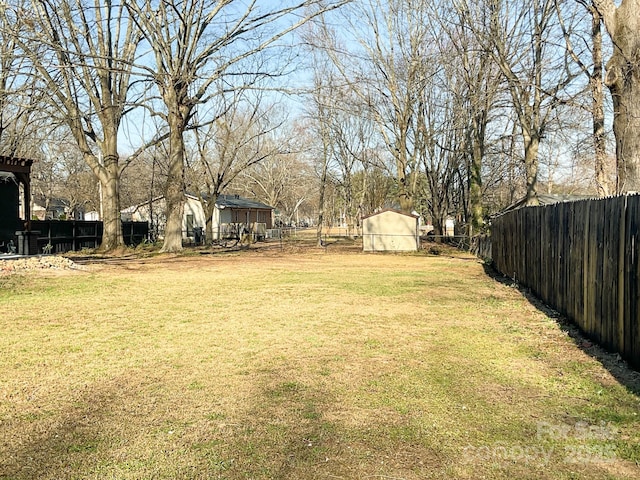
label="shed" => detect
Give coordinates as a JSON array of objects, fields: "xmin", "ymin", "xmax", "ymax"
[{"xmin": 362, "ymin": 209, "xmax": 419, "ymax": 252}]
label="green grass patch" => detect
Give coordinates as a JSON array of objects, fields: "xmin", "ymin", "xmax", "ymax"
[{"xmin": 0, "ymin": 252, "xmax": 638, "ymax": 479}]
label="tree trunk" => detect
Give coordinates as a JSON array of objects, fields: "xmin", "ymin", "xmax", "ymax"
[
  {"xmin": 84, "ymin": 133, "xmax": 123, "ymax": 251},
  {"xmin": 591, "ymin": 6, "xmax": 609, "ymax": 197},
  {"xmin": 469, "ymin": 118, "xmax": 484, "ymax": 235},
  {"xmin": 595, "ymin": 0, "xmax": 640, "ymax": 193},
  {"xmin": 204, "ymin": 196, "xmax": 217, "ymax": 245},
  {"xmin": 607, "ymin": 42, "xmax": 640, "ymax": 192},
  {"xmin": 610, "ymin": 73, "xmax": 640, "ymax": 193},
  {"xmin": 100, "ymin": 153, "xmax": 122, "ymax": 251},
  {"xmin": 396, "ymin": 160, "xmax": 413, "ymax": 213},
  {"xmin": 317, "ymin": 128, "xmax": 330, "ymax": 247},
  {"xmin": 161, "ymin": 117, "xmax": 185, "ymax": 253},
  {"xmin": 523, "ymin": 132, "xmax": 540, "ymax": 206},
  {"xmin": 432, "ymin": 216, "xmax": 444, "ymax": 244}
]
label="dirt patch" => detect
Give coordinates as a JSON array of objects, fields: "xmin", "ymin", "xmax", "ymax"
[{"xmin": 0, "ymin": 256, "xmax": 86, "ymax": 275}]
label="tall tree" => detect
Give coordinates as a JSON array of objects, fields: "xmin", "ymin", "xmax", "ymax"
[
  {"xmin": 588, "ymin": 3, "xmax": 610, "ymax": 196},
  {"xmin": 317, "ymin": 0, "xmax": 436, "ymax": 212},
  {"xmin": 557, "ymin": 1, "xmax": 610, "ymax": 196},
  {"xmin": 18, "ymin": 0, "xmax": 141, "ymax": 250},
  {"xmin": 457, "ymin": 0, "xmax": 582, "ymax": 205},
  {"xmin": 0, "ymin": 1, "xmax": 46, "ymax": 158},
  {"xmin": 236, "ymin": 122, "xmax": 317, "ymax": 228},
  {"xmin": 127, "ymin": 0, "xmax": 348, "ymax": 252},
  {"xmin": 413, "ymin": 62, "xmax": 465, "ymax": 238},
  {"xmin": 431, "ymin": 1, "xmax": 501, "ymax": 234},
  {"xmin": 592, "ymin": 0, "xmax": 640, "ymax": 193},
  {"xmin": 307, "ymin": 74, "xmax": 337, "ymax": 245}
]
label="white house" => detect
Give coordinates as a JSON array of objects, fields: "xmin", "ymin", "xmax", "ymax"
[
  {"xmin": 362, "ymin": 209, "xmax": 420, "ymax": 252},
  {"xmin": 122, "ymin": 194, "xmax": 273, "ymax": 243}
]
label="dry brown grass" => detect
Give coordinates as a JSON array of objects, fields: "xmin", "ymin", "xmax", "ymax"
[{"xmin": 1, "ymin": 247, "xmax": 639, "ymax": 479}]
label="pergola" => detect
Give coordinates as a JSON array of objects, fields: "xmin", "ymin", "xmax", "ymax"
[{"xmin": 0, "ymin": 155, "xmax": 33, "ymax": 230}]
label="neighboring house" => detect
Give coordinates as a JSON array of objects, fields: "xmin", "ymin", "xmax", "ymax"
[
  {"xmin": 362, "ymin": 209, "xmax": 420, "ymax": 252},
  {"xmin": 498, "ymin": 193, "xmax": 595, "ymax": 215},
  {"xmin": 212, "ymin": 194, "xmax": 274, "ymax": 240},
  {"xmin": 32, "ymin": 196, "xmax": 70, "ymax": 220},
  {"xmin": 420, "ymin": 217, "xmax": 455, "ymax": 237},
  {"xmin": 122, "ymin": 193, "xmax": 274, "ymax": 243}
]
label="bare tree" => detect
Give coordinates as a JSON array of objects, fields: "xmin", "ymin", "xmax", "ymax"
[
  {"xmin": 239, "ymin": 155, "xmax": 294, "ymax": 214},
  {"xmin": 127, "ymin": 0, "xmax": 348, "ymax": 252},
  {"xmin": 309, "ymin": 82, "xmax": 376, "ymax": 236},
  {"xmin": 186, "ymin": 91, "xmax": 283, "ymax": 243},
  {"xmin": 588, "ymin": 3, "xmax": 610, "ymax": 196},
  {"xmin": 413, "ymin": 64, "xmax": 465, "ymax": 238},
  {"xmin": 457, "ymin": 0, "xmax": 583, "ymax": 205},
  {"xmin": 316, "ymin": 0, "xmax": 437, "ymax": 212},
  {"xmin": 32, "ymin": 135, "xmax": 100, "ymax": 219},
  {"xmin": 0, "ymin": 1, "xmax": 48, "ymax": 158},
  {"xmin": 351, "ymin": 163, "xmax": 394, "ymax": 216},
  {"xmin": 236, "ymin": 124, "xmax": 317, "ymax": 228},
  {"xmin": 431, "ymin": 1, "xmax": 502, "ymax": 234},
  {"xmin": 592, "ymin": 0, "xmax": 640, "ymax": 193},
  {"xmin": 557, "ymin": 1, "xmax": 610, "ymax": 196},
  {"xmin": 307, "ymin": 76, "xmax": 336, "ymax": 245},
  {"xmin": 17, "ymin": 0, "xmax": 142, "ymax": 250}
]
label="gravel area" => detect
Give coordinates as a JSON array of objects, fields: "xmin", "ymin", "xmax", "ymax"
[{"xmin": 0, "ymin": 256, "xmax": 84, "ymax": 274}]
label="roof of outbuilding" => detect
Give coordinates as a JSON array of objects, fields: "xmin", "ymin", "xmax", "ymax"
[
  {"xmin": 123, "ymin": 193, "xmax": 274, "ymax": 212},
  {"xmin": 215, "ymin": 194, "xmax": 273, "ymax": 210},
  {"xmin": 362, "ymin": 208, "xmax": 419, "ymax": 220},
  {"xmin": 498, "ymin": 193, "xmax": 595, "ymax": 215}
]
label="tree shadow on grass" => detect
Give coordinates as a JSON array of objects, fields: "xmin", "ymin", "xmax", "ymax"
[
  {"xmin": 0, "ymin": 377, "xmax": 124, "ymax": 480},
  {"xmin": 218, "ymin": 367, "xmax": 443, "ymax": 480},
  {"xmin": 481, "ymin": 262, "xmax": 640, "ymax": 397}
]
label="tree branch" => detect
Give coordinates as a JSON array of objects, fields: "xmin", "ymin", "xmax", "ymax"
[{"xmin": 591, "ymin": 0, "xmax": 617, "ymax": 35}]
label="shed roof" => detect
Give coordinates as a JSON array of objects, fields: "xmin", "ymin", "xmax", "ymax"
[
  {"xmin": 499, "ymin": 193, "xmax": 595, "ymax": 215},
  {"xmin": 362, "ymin": 208, "xmax": 419, "ymax": 221}
]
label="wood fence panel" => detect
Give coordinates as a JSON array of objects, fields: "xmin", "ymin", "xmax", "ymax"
[
  {"xmin": 567, "ymin": 201, "xmax": 585, "ymax": 322},
  {"xmin": 584, "ymin": 200, "xmax": 597, "ymax": 338},
  {"xmin": 491, "ymin": 195, "xmax": 640, "ymax": 369},
  {"xmin": 595, "ymin": 200, "xmax": 607, "ymax": 349},
  {"xmin": 625, "ymin": 197, "xmax": 640, "ymax": 363},
  {"xmin": 550, "ymin": 203, "xmax": 573, "ymax": 315}
]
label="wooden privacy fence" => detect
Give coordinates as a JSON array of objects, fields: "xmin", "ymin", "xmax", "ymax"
[
  {"xmin": 31, "ymin": 220, "xmax": 149, "ymax": 254},
  {"xmin": 491, "ymin": 195, "xmax": 640, "ymax": 369}
]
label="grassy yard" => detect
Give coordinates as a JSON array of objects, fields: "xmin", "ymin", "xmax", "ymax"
[{"xmin": 1, "ymin": 247, "xmax": 639, "ymax": 479}]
